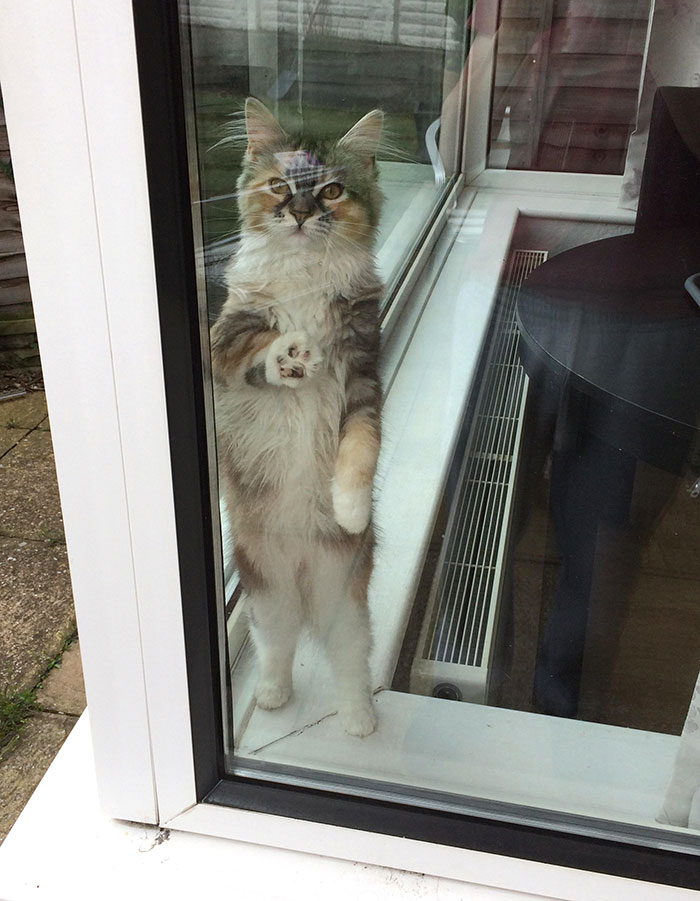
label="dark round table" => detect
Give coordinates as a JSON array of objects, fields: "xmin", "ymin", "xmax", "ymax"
[{"xmin": 516, "ymin": 227, "xmax": 700, "ymax": 718}]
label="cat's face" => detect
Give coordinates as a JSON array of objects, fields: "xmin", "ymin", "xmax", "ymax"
[{"xmin": 237, "ymin": 100, "xmax": 383, "ymax": 252}]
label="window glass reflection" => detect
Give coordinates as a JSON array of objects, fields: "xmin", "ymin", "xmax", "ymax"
[
  {"xmin": 489, "ymin": 0, "xmax": 650, "ymax": 175},
  {"xmin": 179, "ymin": 0, "xmax": 700, "ymax": 851}
]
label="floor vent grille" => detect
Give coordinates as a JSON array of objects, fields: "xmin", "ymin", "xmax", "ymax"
[{"xmin": 410, "ymin": 249, "xmax": 547, "ymax": 702}]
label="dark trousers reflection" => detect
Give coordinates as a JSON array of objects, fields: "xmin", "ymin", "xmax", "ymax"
[
  {"xmin": 497, "ymin": 354, "xmax": 700, "ymax": 733},
  {"xmin": 534, "ymin": 420, "xmax": 678, "ymax": 720}
]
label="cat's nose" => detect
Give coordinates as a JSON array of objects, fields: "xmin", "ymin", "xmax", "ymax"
[
  {"xmin": 291, "ymin": 209, "xmax": 312, "ymax": 227},
  {"xmin": 289, "ymin": 190, "xmax": 316, "ymax": 227}
]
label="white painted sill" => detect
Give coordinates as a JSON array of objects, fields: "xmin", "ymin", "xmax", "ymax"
[{"xmin": 3, "ymin": 713, "xmax": 690, "ymax": 901}]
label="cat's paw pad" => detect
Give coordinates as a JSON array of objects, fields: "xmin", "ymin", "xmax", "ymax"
[
  {"xmin": 266, "ymin": 331, "xmax": 322, "ymax": 387},
  {"xmin": 338, "ymin": 701, "xmax": 377, "ymax": 737},
  {"xmin": 332, "ymin": 481, "xmax": 372, "ymax": 533},
  {"xmin": 256, "ymin": 679, "xmax": 292, "ymax": 710}
]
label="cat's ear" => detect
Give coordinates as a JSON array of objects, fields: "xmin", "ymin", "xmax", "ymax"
[
  {"xmin": 339, "ymin": 109, "xmax": 384, "ymax": 167},
  {"xmin": 245, "ymin": 98, "xmax": 288, "ymax": 158}
]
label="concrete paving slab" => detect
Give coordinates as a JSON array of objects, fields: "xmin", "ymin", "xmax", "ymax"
[
  {"xmin": 0, "ymin": 712, "xmax": 77, "ymax": 843},
  {"xmin": 0, "ymin": 429, "xmax": 64, "ymax": 542},
  {"xmin": 0, "ymin": 538, "xmax": 75, "ymax": 693},
  {"xmin": 36, "ymin": 641, "xmax": 86, "ymax": 716},
  {"xmin": 0, "ymin": 425, "xmax": 30, "ymax": 457},
  {"xmin": 0, "ymin": 390, "xmax": 47, "ymax": 430}
]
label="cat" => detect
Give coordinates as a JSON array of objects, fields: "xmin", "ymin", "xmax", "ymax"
[{"xmin": 210, "ymin": 99, "xmax": 384, "ymax": 737}]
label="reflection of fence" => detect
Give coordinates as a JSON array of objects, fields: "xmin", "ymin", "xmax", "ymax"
[
  {"xmin": 279, "ymin": 33, "xmax": 447, "ymax": 111},
  {"xmin": 0, "ymin": 105, "xmax": 36, "ymax": 373},
  {"xmin": 490, "ymin": 0, "xmax": 651, "ymax": 174},
  {"xmin": 189, "ymin": 1, "xmax": 460, "ymax": 115},
  {"xmin": 188, "ymin": 0, "xmax": 459, "ymax": 51}
]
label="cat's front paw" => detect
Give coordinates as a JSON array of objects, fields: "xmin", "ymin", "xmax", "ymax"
[
  {"xmin": 265, "ymin": 331, "xmax": 322, "ymax": 387},
  {"xmin": 256, "ymin": 678, "xmax": 292, "ymax": 710},
  {"xmin": 332, "ymin": 480, "xmax": 372, "ymax": 533},
  {"xmin": 339, "ymin": 700, "xmax": 377, "ymax": 737}
]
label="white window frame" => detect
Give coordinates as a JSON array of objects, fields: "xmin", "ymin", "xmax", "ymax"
[{"xmin": 0, "ymin": 2, "xmax": 695, "ymax": 898}]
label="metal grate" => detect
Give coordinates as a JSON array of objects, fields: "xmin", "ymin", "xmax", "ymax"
[{"xmin": 412, "ymin": 249, "xmax": 547, "ymax": 699}]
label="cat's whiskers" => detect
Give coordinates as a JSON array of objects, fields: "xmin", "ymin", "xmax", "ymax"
[{"xmin": 328, "ymin": 230, "xmax": 375, "ymax": 257}]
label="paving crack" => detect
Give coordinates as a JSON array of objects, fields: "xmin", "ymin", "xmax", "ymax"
[{"xmin": 246, "ymin": 710, "xmax": 338, "ymax": 755}]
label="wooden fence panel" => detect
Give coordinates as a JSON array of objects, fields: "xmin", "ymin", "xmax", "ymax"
[
  {"xmin": 0, "ymin": 103, "xmax": 36, "ymax": 373},
  {"xmin": 490, "ymin": 3, "xmax": 649, "ymax": 174}
]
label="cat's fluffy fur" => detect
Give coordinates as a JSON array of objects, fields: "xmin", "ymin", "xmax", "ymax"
[{"xmin": 211, "ymin": 99, "xmax": 384, "ymax": 736}]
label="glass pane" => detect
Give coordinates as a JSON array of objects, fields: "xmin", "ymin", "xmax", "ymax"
[
  {"xmin": 488, "ymin": 0, "xmax": 652, "ymax": 174},
  {"xmin": 178, "ymin": 0, "xmax": 700, "ymax": 859}
]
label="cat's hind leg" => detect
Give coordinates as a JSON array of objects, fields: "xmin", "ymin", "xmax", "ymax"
[
  {"xmin": 312, "ymin": 537, "xmax": 377, "ymax": 737},
  {"xmin": 249, "ymin": 587, "xmax": 303, "ymax": 710},
  {"xmin": 238, "ymin": 543, "xmax": 303, "ymax": 710}
]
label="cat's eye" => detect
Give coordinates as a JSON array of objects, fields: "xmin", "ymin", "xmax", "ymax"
[
  {"xmin": 320, "ymin": 182, "xmax": 343, "ymax": 200},
  {"xmin": 269, "ymin": 178, "xmax": 290, "ymax": 195}
]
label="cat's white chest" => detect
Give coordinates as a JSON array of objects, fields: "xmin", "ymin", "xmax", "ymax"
[{"xmin": 272, "ymin": 287, "xmax": 334, "ymax": 344}]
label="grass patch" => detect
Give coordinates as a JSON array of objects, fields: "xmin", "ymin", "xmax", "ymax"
[
  {"xmin": 35, "ymin": 633, "xmax": 77, "ymax": 688},
  {"xmin": 37, "ymin": 523, "xmax": 64, "ymax": 545},
  {"xmin": 0, "ymin": 689, "xmax": 37, "ymax": 758},
  {"xmin": 0, "ymin": 631, "xmax": 78, "ymax": 761}
]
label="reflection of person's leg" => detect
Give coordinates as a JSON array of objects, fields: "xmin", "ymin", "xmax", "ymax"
[
  {"xmin": 491, "ymin": 370, "xmax": 558, "ymax": 706},
  {"xmin": 312, "ymin": 537, "xmax": 376, "ymax": 737},
  {"xmin": 535, "ymin": 441, "xmax": 598, "ymax": 717},
  {"xmin": 535, "ymin": 435, "xmax": 636, "ymax": 717},
  {"xmin": 581, "ymin": 460, "xmax": 681, "ymax": 722},
  {"xmin": 578, "ymin": 521, "xmax": 637, "ymax": 721}
]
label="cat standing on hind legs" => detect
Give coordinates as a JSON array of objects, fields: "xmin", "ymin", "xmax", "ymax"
[{"xmin": 210, "ymin": 98, "xmax": 384, "ymax": 736}]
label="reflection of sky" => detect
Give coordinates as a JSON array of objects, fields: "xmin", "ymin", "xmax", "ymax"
[
  {"xmin": 377, "ymin": 162, "xmax": 434, "ymax": 242},
  {"xmin": 375, "ymin": 161, "xmax": 439, "ymax": 287}
]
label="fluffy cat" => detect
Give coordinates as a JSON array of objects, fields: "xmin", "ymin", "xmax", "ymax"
[{"xmin": 210, "ymin": 99, "xmax": 384, "ymax": 736}]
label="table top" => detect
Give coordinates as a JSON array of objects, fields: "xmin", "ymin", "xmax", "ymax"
[{"xmin": 517, "ymin": 228, "xmax": 700, "ymax": 434}]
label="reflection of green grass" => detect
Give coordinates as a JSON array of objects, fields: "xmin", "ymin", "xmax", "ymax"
[
  {"xmin": 194, "ymin": 90, "xmax": 420, "ymax": 246},
  {"xmin": 193, "ymin": 89, "xmax": 243, "ymax": 247}
]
